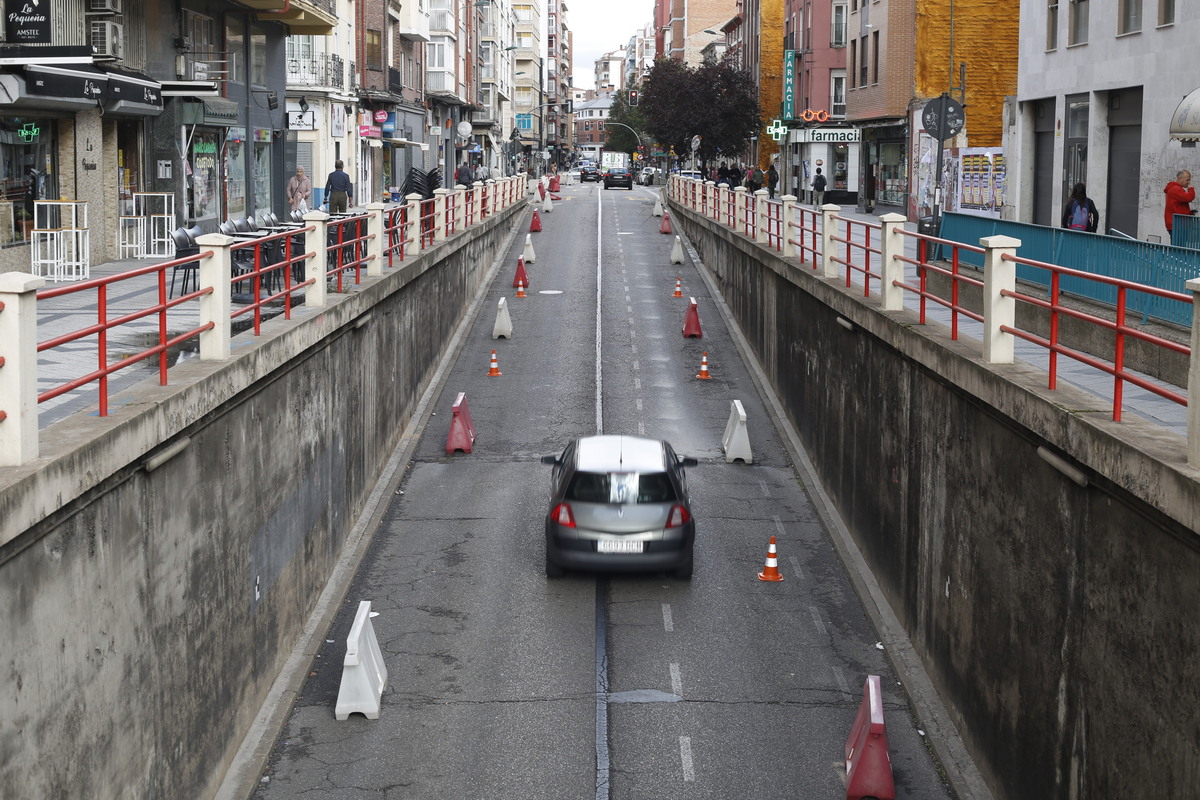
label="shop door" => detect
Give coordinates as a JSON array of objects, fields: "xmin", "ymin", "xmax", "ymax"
[
  {"xmin": 1033, "ymin": 131, "xmax": 1055, "ymax": 226},
  {"xmin": 1105, "ymin": 126, "xmax": 1141, "ymax": 238}
]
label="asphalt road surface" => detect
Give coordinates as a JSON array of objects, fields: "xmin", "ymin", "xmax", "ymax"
[{"xmin": 249, "ymin": 177, "xmax": 955, "ymax": 799}]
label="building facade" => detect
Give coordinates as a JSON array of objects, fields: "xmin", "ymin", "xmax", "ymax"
[{"xmin": 1013, "ymin": 0, "xmax": 1185, "ymax": 240}]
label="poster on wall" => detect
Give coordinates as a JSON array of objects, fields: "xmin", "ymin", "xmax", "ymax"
[{"xmin": 953, "ymin": 148, "xmax": 1004, "ymax": 218}]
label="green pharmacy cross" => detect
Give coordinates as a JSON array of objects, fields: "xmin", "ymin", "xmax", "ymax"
[
  {"xmin": 767, "ymin": 119, "xmax": 787, "ymax": 142},
  {"xmin": 19, "ymin": 123, "xmax": 40, "ymax": 143}
]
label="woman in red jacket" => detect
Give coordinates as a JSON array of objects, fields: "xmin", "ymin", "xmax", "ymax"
[{"xmin": 1163, "ymin": 169, "xmax": 1195, "ymax": 234}]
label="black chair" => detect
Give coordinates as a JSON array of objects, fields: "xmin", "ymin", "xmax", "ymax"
[
  {"xmin": 169, "ymin": 228, "xmax": 200, "ymax": 298},
  {"xmin": 218, "ymin": 220, "xmax": 237, "ymax": 237},
  {"xmin": 234, "ymin": 217, "xmax": 254, "ymax": 233},
  {"xmin": 186, "ymin": 225, "xmax": 203, "ymax": 242},
  {"xmin": 290, "ymin": 209, "xmax": 305, "ymax": 223}
]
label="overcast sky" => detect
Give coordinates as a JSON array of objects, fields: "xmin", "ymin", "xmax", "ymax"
[{"xmin": 569, "ymin": 0, "xmax": 654, "ymax": 90}]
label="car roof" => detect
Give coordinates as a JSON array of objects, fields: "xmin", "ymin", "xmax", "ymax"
[{"xmin": 574, "ymin": 435, "xmax": 668, "ymax": 473}]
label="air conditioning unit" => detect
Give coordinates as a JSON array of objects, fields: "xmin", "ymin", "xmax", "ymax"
[
  {"xmin": 87, "ymin": 0, "xmax": 122, "ymax": 14},
  {"xmin": 91, "ymin": 20, "xmax": 124, "ymax": 60}
]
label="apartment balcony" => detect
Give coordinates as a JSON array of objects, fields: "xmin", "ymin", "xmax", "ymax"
[
  {"xmin": 241, "ymin": 0, "xmax": 337, "ymax": 34},
  {"xmin": 426, "ymin": 69, "xmax": 466, "ymax": 103},
  {"xmin": 286, "ymin": 53, "xmax": 345, "ymax": 90},
  {"xmin": 399, "ymin": 1, "xmax": 432, "ymax": 41}
]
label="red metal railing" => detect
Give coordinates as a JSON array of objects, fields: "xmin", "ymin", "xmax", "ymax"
[
  {"xmin": 384, "ymin": 205, "xmax": 409, "ymax": 267},
  {"xmin": 743, "ymin": 193, "xmax": 757, "ymax": 239},
  {"xmin": 35, "ymin": 251, "xmax": 216, "ymax": 416},
  {"xmin": 893, "ymin": 231, "xmax": 985, "ymax": 338},
  {"xmin": 830, "ymin": 215, "xmax": 880, "ymax": 297},
  {"xmin": 723, "ymin": 188, "xmax": 736, "ymax": 227},
  {"xmin": 445, "ymin": 193, "xmax": 458, "ymax": 236},
  {"xmin": 229, "ymin": 226, "xmax": 316, "ymax": 336},
  {"xmin": 789, "ymin": 205, "xmax": 822, "ymax": 268},
  {"xmin": 1001, "ymin": 252, "xmax": 1191, "ymax": 420},
  {"xmin": 326, "ymin": 214, "xmax": 374, "ymax": 292},
  {"xmin": 420, "ymin": 198, "xmax": 437, "ymax": 247},
  {"xmin": 763, "ymin": 199, "xmax": 783, "ymax": 251}
]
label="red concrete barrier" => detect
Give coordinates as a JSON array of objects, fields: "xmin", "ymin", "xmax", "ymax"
[
  {"xmin": 845, "ymin": 674, "xmax": 895, "ymax": 800},
  {"xmin": 445, "ymin": 392, "xmax": 476, "ymax": 454}
]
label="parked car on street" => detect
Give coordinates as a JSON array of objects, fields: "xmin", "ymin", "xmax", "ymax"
[
  {"xmin": 637, "ymin": 167, "xmax": 659, "ymax": 185},
  {"xmin": 603, "ymin": 167, "xmax": 634, "ymax": 190},
  {"xmin": 542, "ymin": 435, "xmax": 698, "ymax": 579}
]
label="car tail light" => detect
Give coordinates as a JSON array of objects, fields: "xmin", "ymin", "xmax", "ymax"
[
  {"xmin": 666, "ymin": 504, "xmax": 691, "ymax": 528},
  {"xmin": 552, "ymin": 502, "xmax": 576, "ymax": 527}
]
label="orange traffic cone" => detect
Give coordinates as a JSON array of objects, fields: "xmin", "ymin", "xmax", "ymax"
[
  {"xmin": 672, "ymin": 277, "xmax": 683, "ymax": 298},
  {"xmin": 516, "ymin": 279, "xmax": 526, "ymax": 298},
  {"xmin": 513, "ymin": 257, "xmax": 529, "ymax": 288},
  {"xmin": 530, "ymin": 209, "xmax": 542, "ymax": 232},
  {"xmin": 758, "ymin": 536, "xmax": 784, "ymax": 581},
  {"xmin": 660, "ymin": 210, "xmax": 672, "ymax": 234},
  {"xmin": 696, "ymin": 352, "xmax": 712, "ymax": 380},
  {"xmin": 487, "ymin": 349, "xmax": 502, "ymax": 377}
]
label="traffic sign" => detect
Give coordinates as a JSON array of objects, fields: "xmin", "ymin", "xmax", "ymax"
[
  {"xmin": 690, "ymin": 135, "xmax": 701, "ymax": 152},
  {"xmin": 921, "ymin": 94, "xmax": 965, "ymax": 141}
]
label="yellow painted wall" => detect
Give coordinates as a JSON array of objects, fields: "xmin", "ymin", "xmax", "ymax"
[
  {"xmin": 914, "ymin": 0, "xmax": 1018, "ymax": 147},
  {"xmin": 758, "ymin": 0, "xmax": 786, "ymax": 166}
]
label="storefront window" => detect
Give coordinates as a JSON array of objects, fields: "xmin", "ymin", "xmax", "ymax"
[
  {"xmin": 253, "ymin": 138, "xmax": 272, "ymax": 216},
  {"xmin": 833, "ymin": 144, "xmax": 848, "ymax": 190},
  {"xmin": 0, "ymin": 117, "xmax": 58, "ymax": 246},
  {"xmin": 224, "ymin": 133, "xmax": 247, "ymax": 221},
  {"xmin": 877, "ymin": 141, "xmax": 906, "ymax": 205},
  {"xmin": 188, "ymin": 129, "xmax": 221, "ymax": 227},
  {"xmin": 117, "ymin": 120, "xmax": 140, "ymax": 216}
]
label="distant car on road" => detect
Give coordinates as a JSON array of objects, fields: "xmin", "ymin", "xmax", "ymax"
[
  {"xmin": 675, "ymin": 169, "xmax": 704, "ymax": 181},
  {"xmin": 580, "ymin": 162, "xmax": 601, "ymax": 182},
  {"xmin": 603, "ymin": 167, "xmax": 634, "ymax": 190},
  {"xmin": 542, "ymin": 435, "xmax": 698, "ymax": 579},
  {"xmin": 637, "ymin": 167, "xmax": 659, "ymax": 185}
]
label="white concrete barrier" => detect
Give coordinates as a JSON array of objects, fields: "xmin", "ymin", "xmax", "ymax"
[
  {"xmin": 523, "ymin": 233, "xmax": 536, "ymax": 263},
  {"xmin": 721, "ymin": 400, "xmax": 753, "ymax": 464},
  {"xmin": 493, "ymin": 297, "xmax": 513, "ymax": 339},
  {"xmin": 670, "ymin": 235, "xmax": 684, "ymax": 265},
  {"xmin": 335, "ymin": 600, "xmax": 388, "ymax": 720}
]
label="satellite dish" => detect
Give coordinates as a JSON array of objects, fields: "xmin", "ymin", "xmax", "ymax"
[{"xmin": 456, "ymin": 121, "xmax": 473, "ymax": 138}]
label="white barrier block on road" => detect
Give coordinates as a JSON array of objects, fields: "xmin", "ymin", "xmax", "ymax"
[
  {"xmin": 493, "ymin": 297, "xmax": 513, "ymax": 339},
  {"xmin": 653, "ymin": 197, "xmax": 663, "ymax": 217},
  {"xmin": 335, "ymin": 601, "xmax": 388, "ymax": 721},
  {"xmin": 670, "ymin": 235, "xmax": 684, "ymax": 265},
  {"xmin": 542, "ymin": 192, "xmax": 553, "ymax": 213},
  {"xmin": 523, "ymin": 233, "xmax": 537, "ymax": 263},
  {"xmin": 721, "ymin": 400, "xmax": 753, "ymax": 464}
]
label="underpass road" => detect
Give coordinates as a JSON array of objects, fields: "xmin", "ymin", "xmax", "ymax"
[{"xmin": 251, "ymin": 178, "xmax": 954, "ymax": 799}]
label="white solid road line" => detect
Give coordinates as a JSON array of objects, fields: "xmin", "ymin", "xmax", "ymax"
[
  {"xmin": 679, "ymin": 736, "xmax": 696, "ymax": 782},
  {"xmin": 662, "ymin": 603, "xmax": 674, "ymax": 632}
]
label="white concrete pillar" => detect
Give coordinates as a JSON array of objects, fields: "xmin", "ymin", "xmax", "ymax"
[
  {"xmin": 781, "ymin": 195, "xmax": 798, "ymax": 258},
  {"xmin": 820, "ymin": 204, "xmax": 841, "ymax": 279},
  {"xmin": 405, "ymin": 193, "xmax": 423, "ymax": 257},
  {"xmin": 877, "ymin": 213, "xmax": 908, "ymax": 312},
  {"xmin": 433, "ymin": 188, "xmax": 449, "ymax": 242},
  {"xmin": 0, "ymin": 272, "xmax": 46, "ymax": 465},
  {"xmin": 364, "ymin": 203, "xmax": 387, "ymax": 277},
  {"xmin": 980, "ymin": 235, "xmax": 1022, "ymax": 364},
  {"xmin": 302, "ymin": 210, "xmax": 330, "ymax": 308},
  {"xmin": 194, "ymin": 233, "xmax": 235, "ymax": 360},
  {"xmin": 733, "ymin": 187, "xmax": 747, "ymax": 232},
  {"xmin": 1186, "ymin": 278, "xmax": 1200, "ymax": 467},
  {"xmin": 754, "ymin": 189, "xmax": 769, "ymax": 244}
]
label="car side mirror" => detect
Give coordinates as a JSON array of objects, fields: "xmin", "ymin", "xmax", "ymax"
[
  {"xmin": 541, "ymin": 455, "xmax": 559, "ymax": 465},
  {"xmin": 679, "ymin": 457, "xmax": 698, "ymax": 467}
]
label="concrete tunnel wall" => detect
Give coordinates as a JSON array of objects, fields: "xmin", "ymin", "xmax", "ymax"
[
  {"xmin": 0, "ymin": 203, "xmax": 520, "ymax": 799},
  {"xmin": 668, "ymin": 200, "xmax": 1200, "ymax": 799}
]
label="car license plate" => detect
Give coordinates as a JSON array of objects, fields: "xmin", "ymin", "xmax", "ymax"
[{"xmin": 597, "ymin": 539, "xmax": 644, "ymax": 554}]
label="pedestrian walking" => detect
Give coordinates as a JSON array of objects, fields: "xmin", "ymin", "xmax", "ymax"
[
  {"xmin": 1061, "ymin": 183, "xmax": 1099, "ymax": 232},
  {"xmin": 286, "ymin": 166, "xmax": 311, "ymax": 213},
  {"xmin": 812, "ymin": 167, "xmax": 828, "ymax": 207},
  {"xmin": 767, "ymin": 163, "xmax": 779, "ymax": 199},
  {"xmin": 324, "ymin": 160, "xmax": 353, "ymax": 213},
  {"xmin": 455, "ymin": 161, "xmax": 473, "ymax": 187},
  {"xmin": 1163, "ymin": 169, "xmax": 1195, "ymax": 234}
]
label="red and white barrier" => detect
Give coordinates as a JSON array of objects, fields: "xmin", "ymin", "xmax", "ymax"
[
  {"xmin": 721, "ymin": 399, "xmax": 752, "ymax": 464},
  {"xmin": 335, "ymin": 601, "xmax": 388, "ymax": 720},
  {"xmin": 445, "ymin": 392, "xmax": 476, "ymax": 453},
  {"xmin": 844, "ymin": 674, "xmax": 895, "ymax": 800}
]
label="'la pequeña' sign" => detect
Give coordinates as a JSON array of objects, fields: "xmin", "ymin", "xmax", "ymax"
[{"xmin": 5, "ymin": 0, "xmax": 51, "ymax": 44}]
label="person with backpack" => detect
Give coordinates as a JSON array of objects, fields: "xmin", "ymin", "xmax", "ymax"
[
  {"xmin": 1061, "ymin": 183, "xmax": 1099, "ymax": 232},
  {"xmin": 811, "ymin": 167, "xmax": 828, "ymax": 207}
]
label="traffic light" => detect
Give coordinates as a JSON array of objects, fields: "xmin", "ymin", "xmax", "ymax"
[{"xmin": 629, "ymin": 89, "xmax": 639, "ymax": 106}]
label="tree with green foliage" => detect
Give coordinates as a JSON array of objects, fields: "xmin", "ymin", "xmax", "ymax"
[{"xmin": 640, "ymin": 58, "xmax": 760, "ymax": 169}]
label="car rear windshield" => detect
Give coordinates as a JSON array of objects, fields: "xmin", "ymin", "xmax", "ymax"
[{"xmin": 565, "ymin": 471, "xmax": 677, "ymax": 504}]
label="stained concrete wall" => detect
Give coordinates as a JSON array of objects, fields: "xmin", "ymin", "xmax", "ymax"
[
  {"xmin": 670, "ymin": 202, "xmax": 1200, "ymax": 799},
  {"xmin": 0, "ymin": 204, "xmax": 519, "ymax": 799}
]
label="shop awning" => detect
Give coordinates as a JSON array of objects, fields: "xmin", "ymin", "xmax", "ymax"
[
  {"xmin": 180, "ymin": 96, "xmax": 242, "ymax": 126},
  {"xmin": 100, "ymin": 67, "xmax": 162, "ymax": 116},
  {"xmin": 1169, "ymin": 88, "xmax": 1200, "ymax": 141},
  {"xmin": 384, "ymin": 137, "xmax": 423, "ymax": 147},
  {"xmin": 24, "ymin": 64, "xmax": 106, "ymax": 101}
]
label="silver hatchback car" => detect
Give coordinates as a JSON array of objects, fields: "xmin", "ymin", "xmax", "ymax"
[{"xmin": 541, "ymin": 435, "xmax": 698, "ymax": 579}]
